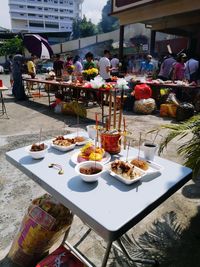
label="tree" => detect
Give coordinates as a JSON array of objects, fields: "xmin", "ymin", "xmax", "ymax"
[
  {"xmin": 72, "ymin": 16, "xmax": 97, "ymax": 39},
  {"xmin": 0, "ymin": 37, "xmax": 23, "ymax": 56},
  {"xmin": 98, "ymin": 0, "xmax": 119, "ymax": 33}
]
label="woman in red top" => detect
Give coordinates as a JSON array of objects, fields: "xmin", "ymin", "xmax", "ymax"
[{"xmin": 172, "ymin": 53, "xmax": 187, "ymax": 81}]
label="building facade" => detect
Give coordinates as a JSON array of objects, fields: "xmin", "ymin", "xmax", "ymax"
[{"xmin": 9, "ymin": 0, "xmax": 83, "ymax": 34}]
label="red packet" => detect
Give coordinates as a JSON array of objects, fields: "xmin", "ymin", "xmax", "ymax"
[{"xmin": 36, "ymin": 245, "xmax": 85, "ymax": 267}]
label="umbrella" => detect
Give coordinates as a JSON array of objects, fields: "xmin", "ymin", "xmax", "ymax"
[{"xmin": 23, "ymin": 34, "xmax": 53, "ymax": 59}]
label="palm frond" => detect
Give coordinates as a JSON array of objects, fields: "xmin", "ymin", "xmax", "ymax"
[{"xmin": 152, "ymin": 115, "xmax": 200, "ymax": 178}]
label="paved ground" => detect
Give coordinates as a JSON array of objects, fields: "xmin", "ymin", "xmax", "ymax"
[{"xmin": 1, "ymin": 74, "xmax": 200, "ymax": 266}]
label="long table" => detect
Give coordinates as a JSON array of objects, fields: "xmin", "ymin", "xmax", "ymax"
[
  {"xmin": 6, "ymin": 134, "xmax": 192, "ymax": 266},
  {"xmin": 22, "ymin": 77, "xmax": 125, "ymax": 125}
]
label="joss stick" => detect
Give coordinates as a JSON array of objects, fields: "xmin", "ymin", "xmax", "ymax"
[
  {"xmin": 123, "ymin": 117, "xmax": 127, "ymax": 150},
  {"xmin": 109, "ymin": 92, "xmax": 112, "ymax": 129},
  {"xmin": 138, "ymin": 132, "xmax": 142, "ymax": 160},
  {"xmin": 126, "ymin": 140, "xmax": 130, "ymax": 162},
  {"xmin": 118, "ymin": 88, "xmax": 124, "ymax": 132},
  {"xmin": 105, "ymin": 117, "xmax": 109, "ymax": 131},
  {"xmin": 95, "ymin": 113, "xmax": 99, "ymax": 144},
  {"xmin": 113, "ymin": 89, "xmax": 117, "ymax": 129}
]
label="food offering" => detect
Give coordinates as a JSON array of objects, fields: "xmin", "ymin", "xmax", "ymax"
[
  {"xmin": 74, "ymin": 136, "xmax": 89, "ymax": 146},
  {"xmin": 109, "ymin": 159, "xmax": 145, "ymax": 185},
  {"xmin": 77, "ymin": 143, "xmax": 105, "ymax": 162},
  {"xmin": 27, "ymin": 143, "xmax": 48, "ymax": 159},
  {"xmin": 51, "ymin": 136, "xmax": 76, "ymax": 152},
  {"xmin": 30, "ymin": 143, "xmax": 45, "ymax": 151},
  {"xmin": 71, "ymin": 143, "xmax": 111, "ymax": 165},
  {"xmin": 130, "ymin": 158, "xmax": 149, "ymax": 171},
  {"xmin": 75, "ymin": 161, "xmax": 104, "ymax": 182}
]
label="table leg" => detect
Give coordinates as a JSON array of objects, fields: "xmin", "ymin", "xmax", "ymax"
[
  {"xmin": 0, "ymin": 91, "xmax": 9, "ymax": 118},
  {"xmin": 101, "ymin": 241, "xmax": 113, "ymax": 267},
  {"xmin": 47, "ymin": 84, "xmax": 50, "ymax": 107}
]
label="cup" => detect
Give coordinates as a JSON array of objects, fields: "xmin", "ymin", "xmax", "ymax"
[
  {"xmin": 143, "ymin": 142, "xmax": 158, "ymax": 161},
  {"xmin": 86, "ymin": 125, "xmax": 97, "ymax": 140}
]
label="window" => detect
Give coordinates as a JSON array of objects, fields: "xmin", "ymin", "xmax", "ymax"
[
  {"xmin": 29, "ymin": 22, "xmax": 44, "ymax": 27},
  {"xmin": 45, "ymin": 23, "xmax": 59, "ymax": 28}
]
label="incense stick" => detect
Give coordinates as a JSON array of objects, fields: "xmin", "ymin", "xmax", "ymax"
[
  {"xmin": 118, "ymin": 88, "xmax": 124, "ymax": 132},
  {"xmin": 108, "ymin": 92, "xmax": 112, "ymax": 129},
  {"xmin": 113, "ymin": 89, "xmax": 117, "ymax": 129},
  {"xmin": 123, "ymin": 117, "xmax": 127, "ymax": 150}
]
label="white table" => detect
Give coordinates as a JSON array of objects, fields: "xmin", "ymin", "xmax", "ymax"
[{"xmin": 6, "ymin": 137, "xmax": 192, "ymax": 266}]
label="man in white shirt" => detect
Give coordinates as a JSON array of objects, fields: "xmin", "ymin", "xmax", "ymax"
[
  {"xmin": 98, "ymin": 50, "xmax": 111, "ymax": 81},
  {"xmin": 111, "ymin": 54, "xmax": 120, "ymax": 76}
]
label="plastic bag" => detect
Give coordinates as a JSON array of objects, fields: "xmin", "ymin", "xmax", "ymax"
[
  {"xmin": 160, "ymin": 104, "xmax": 177, "ymax": 118},
  {"xmin": 134, "ymin": 98, "xmax": 156, "ymax": 114},
  {"xmin": 61, "ymin": 101, "xmax": 86, "ymax": 117},
  {"xmin": 134, "ymin": 84, "xmax": 152, "ymax": 100},
  {"xmin": 36, "ymin": 245, "xmax": 86, "ymax": 267},
  {"xmin": 176, "ymin": 102, "xmax": 194, "ymax": 121},
  {"xmin": 8, "ymin": 194, "xmax": 73, "ymax": 267}
]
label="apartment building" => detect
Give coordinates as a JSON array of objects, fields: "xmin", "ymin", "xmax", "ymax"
[{"xmin": 8, "ymin": 0, "xmax": 84, "ymax": 34}]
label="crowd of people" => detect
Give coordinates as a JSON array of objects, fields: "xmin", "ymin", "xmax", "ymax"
[{"xmin": 5, "ymin": 48, "xmax": 200, "ymax": 102}]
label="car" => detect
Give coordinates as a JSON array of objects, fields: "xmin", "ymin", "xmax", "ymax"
[{"xmin": 37, "ymin": 61, "xmax": 54, "ymax": 73}]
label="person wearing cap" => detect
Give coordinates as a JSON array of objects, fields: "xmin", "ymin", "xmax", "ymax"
[
  {"xmin": 140, "ymin": 54, "xmax": 154, "ymax": 75},
  {"xmin": 172, "ymin": 53, "xmax": 187, "ymax": 81}
]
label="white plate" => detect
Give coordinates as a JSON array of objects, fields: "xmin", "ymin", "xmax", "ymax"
[
  {"xmin": 71, "ymin": 151, "xmax": 111, "ymax": 165},
  {"xmin": 107, "ymin": 163, "xmax": 146, "ymax": 185},
  {"xmin": 51, "ymin": 141, "xmax": 76, "ymax": 152}
]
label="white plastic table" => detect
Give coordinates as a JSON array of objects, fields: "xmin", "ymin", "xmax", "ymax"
[{"xmin": 6, "ymin": 137, "xmax": 192, "ymax": 266}]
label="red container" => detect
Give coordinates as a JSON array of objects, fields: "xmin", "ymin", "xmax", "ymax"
[
  {"xmin": 101, "ymin": 133, "xmax": 121, "ymax": 154},
  {"xmin": 0, "ymin": 80, "xmax": 3, "ymax": 87}
]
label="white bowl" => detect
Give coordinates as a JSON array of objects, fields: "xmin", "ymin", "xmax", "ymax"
[
  {"xmin": 75, "ymin": 161, "xmax": 104, "ymax": 182},
  {"xmin": 27, "ymin": 143, "xmax": 48, "ymax": 159}
]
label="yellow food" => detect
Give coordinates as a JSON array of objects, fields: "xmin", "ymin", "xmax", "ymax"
[{"xmin": 89, "ymin": 152, "xmax": 103, "ymax": 161}]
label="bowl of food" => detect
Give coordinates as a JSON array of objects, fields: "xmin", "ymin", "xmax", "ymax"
[
  {"xmin": 75, "ymin": 161, "xmax": 104, "ymax": 182},
  {"xmin": 27, "ymin": 143, "xmax": 48, "ymax": 159}
]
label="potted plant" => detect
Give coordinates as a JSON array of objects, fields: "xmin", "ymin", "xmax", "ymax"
[{"xmin": 157, "ymin": 114, "xmax": 200, "ymax": 179}]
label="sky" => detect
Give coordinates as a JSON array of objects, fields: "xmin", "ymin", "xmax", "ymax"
[{"xmin": 0, "ymin": 0, "xmax": 107, "ymax": 30}]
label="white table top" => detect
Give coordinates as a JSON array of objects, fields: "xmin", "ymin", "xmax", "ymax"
[{"xmin": 6, "ymin": 134, "xmax": 192, "ymax": 242}]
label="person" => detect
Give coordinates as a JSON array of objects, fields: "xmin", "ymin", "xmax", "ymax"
[
  {"xmin": 172, "ymin": 53, "xmax": 187, "ymax": 81},
  {"xmin": 64, "ymin": 56, "xmax": 73, "ymax": 74},
  {"xmin": 158, "ymin": 53, "xmax": 176, "ymax": 80},
  {"xmin": 5, "ymin": 55, "xmax": 13, "ymax": 87},
  {"xmin": 83, "ymin": 52, "xmax": 96, "ymax": 70},
  {"xmin": 110, "ymin": 54, "xmax": 120, "ymax": 76},
  {"xmin": 185, "ymin": 53, "xmax": 199, "ymax": 83},
  {"xmin": 12, "ymin": 52, "xmax": 26, "ymax": 101},
  {"xmin": 53, "ymin": 54, "xmax": 64, "ymax": 78},
  {"xmin": 73, "ymin": 55, "xmax": 83, "ymax": 75},
  {"xmin": 27, "ymin": 54, "xmax": 37, "ymax": 78},
  {"xmin": 140, "ymin": 54, "xmax": 154, "ymax": 75},
  {"xmin": 98, "ymin": 50, "xmax": 111, "ymax": 82}
]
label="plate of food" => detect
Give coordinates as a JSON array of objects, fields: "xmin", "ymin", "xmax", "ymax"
[
  {"xmin": 73, "ymin": 136, "xmax": 90, "ymax": 146},
  {"xmin": 71, "ymin": 142, "xmax": 111, "ymax": 165},
  {"xmin": 107, "ymin": 159, "xmax": 145, "ymax": 185},
  {"xmin": 51, "ymin": 136, "xmax": 76, "ymax": 152},
  {"xmin": 130, "ymin": 157, "xmax": 164, "ymax": 174}
]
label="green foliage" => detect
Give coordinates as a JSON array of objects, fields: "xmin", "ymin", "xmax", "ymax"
[
  {"xmin": 157, "ymin": 115, "xmax": 200, "ymax": 178},
  {"xmin": 0, "ymin": 37, "xmax": 23, "ymax": 56},
  {"xmin": 98, "ymin": 0, "xmax": 119, "ymax": 33},
  {"xmin": 72, "ymin": 15, "xmax": 97, "ymax": 39}
]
